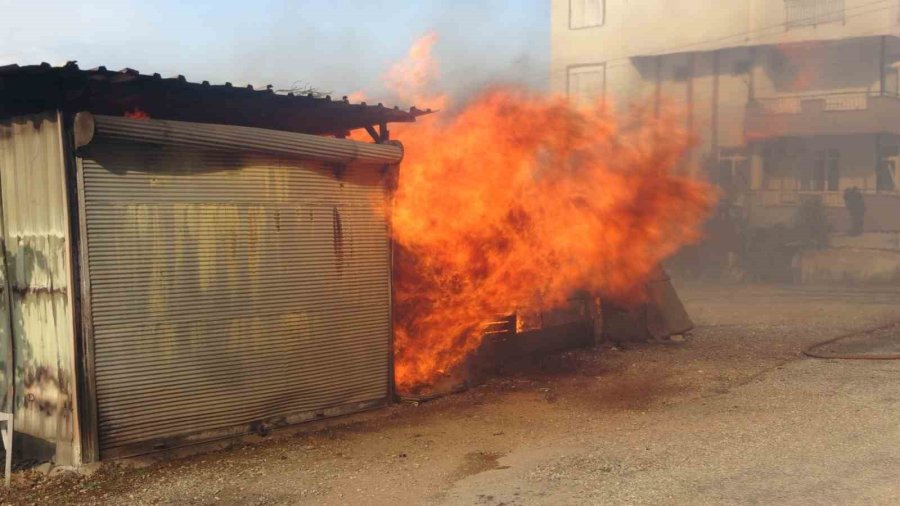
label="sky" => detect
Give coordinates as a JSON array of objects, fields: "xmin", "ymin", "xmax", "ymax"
[{"xmin": 1, "ymin": 0, "xmax": 550, "ymax": 106}]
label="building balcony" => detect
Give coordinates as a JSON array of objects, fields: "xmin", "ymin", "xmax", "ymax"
[
  {"xmin": 745, "ymin": 92, "xmax": 900, "ymax": 140},
  {"xmin": 747, "ymin": 189, "xmax": 849, "ymax": 208},
  {"xmin": 743, "ymin": 189, "xmax": 900, "ymax": 232}
]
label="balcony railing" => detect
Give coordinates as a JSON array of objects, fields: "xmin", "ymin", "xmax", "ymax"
[
  {"xmin": 750, "ymin": 91, "xmax": 897, "ymax": 116},
  {"xmin": 749, "ymin": 190, "xmax": 845, "ymax": 207},
  {"xmin": 747, "ymin": 189, "xmax": 900, "ymax": 208},
  {"xmin": 746, "ymin": 91, "xmax": 900, "ymax": 138},
  {"xmin": 785, "ymin": 0, "xmax": 845, "ymax": 29}
]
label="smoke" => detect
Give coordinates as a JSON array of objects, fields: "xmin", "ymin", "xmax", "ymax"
[{"xmin": 1, "ymin": 0, "xmax": 549, "ymax": 104}]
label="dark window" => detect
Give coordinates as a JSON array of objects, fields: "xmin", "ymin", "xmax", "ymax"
[
  {"xmin": 718, "ymin": 160, "xmax": 734, "ymax": 190},
  {"xmin": 801, "ymin": 161, "xmax": 821, "ymax": 191},
  {"xmin": 806, "ymin": 149, "xmax": 839, "ymax": 191},
  {"xmin": 885, "ymin": 66, "xmax": 899, "ymax": 97},
  {"xmin": 826, "ymin": 149, "xmax": 840, "ymax": 191},
  {"xmin": 878, "ymin": 159, "xmax": 897, "ymax": 191},
  {"xmin": 718, "ymin": 149, "xmax": 750, "ymax": 192}
]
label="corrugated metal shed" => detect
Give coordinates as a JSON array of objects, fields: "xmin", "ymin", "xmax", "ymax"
[
  {"xmin": 76, "ymin": 116, "xmax": 398, "ymax": 459},
  {"xmin": 0, "ymin": 112, "xmax": 78, "ymax": 464},
  {"xmin": 89, "ymin": 114, "xmax": 403, "ymax": 165},
  {"xmin": 0, "ymin": 62, "xmax": 422, "ymax": 466}
]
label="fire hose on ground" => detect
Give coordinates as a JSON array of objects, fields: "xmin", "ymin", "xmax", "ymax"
[{"xmin": 803, "ymin": 322, "xmax": 900, "ymax": 360}]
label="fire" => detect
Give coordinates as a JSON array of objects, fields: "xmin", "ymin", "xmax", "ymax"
[
  {"xmin": 383, "ymin": 32, "xmax": 447, "ymax": 112},
  {"xmin": 360, "ymin": 35, "xmax": 713, "ymax": 393},
  {"xmin": 347, "ymin": 31, "xmax": 446, "ymax": 141},
  {"xmin": 775, "ymin": 43, "xmax": 819, "ymax": 91},
  {"xmin": 125, "ymin": 107, "xmax": 150, "ymax": 119}
]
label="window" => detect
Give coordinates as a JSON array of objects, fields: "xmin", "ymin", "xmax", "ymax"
[
  {"xmin": 826, "ymin": 150, "xmax": 840, "ymax": 191},
  {"xmin": 567, "ymin": 64, "xmax": 606, "ymax": 104},
  {"xmin": 877, "ymin": 159, "xmax": 896, "ymax": 191},
  {"xmin": 717, "ymin": 148, "xmax": 750, "ymax": 192},
  {"xmin": 570, "ymin": 0, "xmax": 605, "ymax": 29},
  {"xmin": 878, "ymin": 147, "xmax": 899, "ymax": 191},
  {"xmin": 785, "ymin": 0, "xmax": 845, "ymax": 29},
  {"xmin": 885, "ymin": 65, "xmax": 899, "ymax": 97},
  {"xmin": 806, "ymin": 149, "xmax": 839, "ymax": 191}
]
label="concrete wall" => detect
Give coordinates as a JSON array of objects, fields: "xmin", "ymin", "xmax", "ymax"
[
  {"xmin": 799, "ymin": 247, "xmax": 900, "ymax": 283},
  {"xmin": 831, "ymin": 231, "xmax": 900, "ymax": 249},
  {"xmin": 551, "ymin": 0, "xmax": 900, "ymax": 75},
  {"xmin": 746, "ymin": 191, "xmax": 900, "ymax": 232},
  {"xmin": 0, "ymin": 112, "xmax": 79, "ymax": 465}
]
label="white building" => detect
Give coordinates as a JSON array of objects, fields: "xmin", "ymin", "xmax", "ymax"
[{"xmin": 552, "ymin": 0, "xmax": 900, "ymax": 232}]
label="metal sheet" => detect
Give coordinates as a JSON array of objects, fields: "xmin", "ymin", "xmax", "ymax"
[
  {"xmin": 1, "ymin": 63, "xmax": 430, "ymax": 136},
  {"xmin": 79, "ymin": 138, "xmax": 392, "ymax": 458},
  {"xmin": 0, "ymin": 112, "xmax": 78, "ymax": 464},
  {"xmin": 89, "ymin": 114, "xmax": 403, "ymax": 166}
]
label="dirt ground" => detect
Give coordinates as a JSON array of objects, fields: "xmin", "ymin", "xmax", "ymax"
[{"xmin": 3, "ymin": 283, "xmax": 900, "ymax": 505}]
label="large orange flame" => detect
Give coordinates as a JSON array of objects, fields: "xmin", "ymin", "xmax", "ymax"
[{"xmin": 359, "ymin": 35, "xmax": 713, "ymax": 393}]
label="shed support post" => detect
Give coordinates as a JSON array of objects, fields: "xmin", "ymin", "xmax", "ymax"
[
  {"xmin": 365, "ymin": 123, "xmax": 391, "ymax": 144},
  {"xmin": 0, "ymin": 413, "xmax": 10, "ymax": 486},
  {"xmin": 365, "ymin": 125, "xmax": 380, "ymax": 144},
  {"xmin": 880, "ymin": 35, "xmax": 887, "ymax": 96}
]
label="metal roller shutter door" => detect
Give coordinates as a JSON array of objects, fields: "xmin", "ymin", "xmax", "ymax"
[{"xmin": 79, "ymin": 140, "xmax": 392, "ymax": 458}]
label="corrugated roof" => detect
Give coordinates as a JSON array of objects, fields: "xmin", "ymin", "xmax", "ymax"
[{"xmin": 0, "ymin": 62, "xmax": 431, "ymax": 136}]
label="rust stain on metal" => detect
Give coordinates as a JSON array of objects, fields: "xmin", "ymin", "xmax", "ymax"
[
  {"xmin": 332, "ymin": 206, "xmax": 344, "ymax": 272},
  {"xmin": 21, "ymin": 365, "xmax": 72, "ymax": 417},
  {"xmin": 0, "ymin": 112, "xmax": 78, "ymax": 464},
  {"xmin": 72, "ymin": 118, "xmax": 393, "ymax": 458}
]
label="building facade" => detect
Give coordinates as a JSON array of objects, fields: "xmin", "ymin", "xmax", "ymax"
[{"xmin": 552, "ymin": 0, "xmax": 900, "ymax": 233}]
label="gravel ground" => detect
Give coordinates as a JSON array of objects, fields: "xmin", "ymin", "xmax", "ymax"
[{"xmin": 2, "ymin": 282, "xmax": 900, "ymax": 505}]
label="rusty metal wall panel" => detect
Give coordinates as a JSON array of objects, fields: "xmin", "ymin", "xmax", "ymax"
[
  {"xmin": 89, "ymin": 115, "xmax": 403, "ymax": 166},
  {"xmin": 79, "ymin": 140, "xmax": 391, "ymax": 457},
  {"xmin": 0, "ymin": 112, "xmax": 78, "ymax": 464}
]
